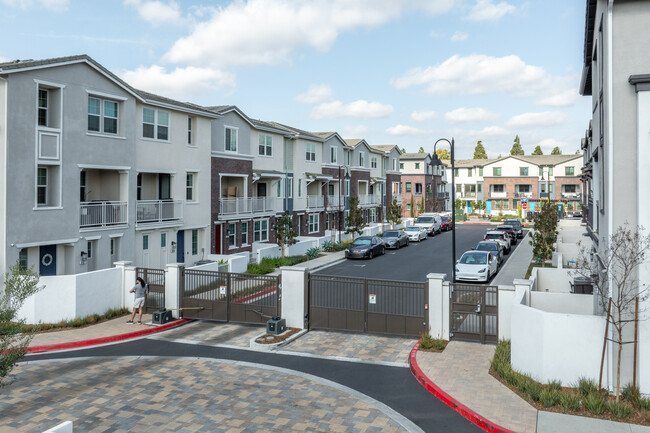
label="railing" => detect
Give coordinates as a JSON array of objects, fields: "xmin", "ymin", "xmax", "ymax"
[
  {"xmin": 463, "ymin": 192, "xmax": 476, "ymax": 198},
  {"xmin": 137, "ymin": 200, "xmax": 183, "ymax": 223},
  {"xmin": 561, "ymin": 192, "xmax": 582, "ymax": 200},
  {"xmin": 514, "ymin": 192, "xmax": 533, "ymax": 198},
  {"xmin": 358, "ymin": 194, "xmax": 381, "ymax": 206},
  {"xmin": 219, "ymin": 197, "xmax": 282, "ymax": 215},
  {"xmin": 307, "ymin": 195, "xmax": 325, "ymax": 209},
  {"xmin": 326, "ymin": 195, "xmax": 344, "ymax": 210},
  {"xmin": 434, "ymin": 191, "xmax": 449, "ymax": 199},
  {"xmin": 488, "ymin": 191, "xmax": 507, "ymax": 199},
  {"xmin": 80, "ymin": 201, "xmax": 128, "ymax": 227}
]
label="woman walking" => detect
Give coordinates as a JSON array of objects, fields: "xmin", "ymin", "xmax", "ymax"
[{"xmin": 127, "ymin": 277, "xmax": 148, "ymax": 324}]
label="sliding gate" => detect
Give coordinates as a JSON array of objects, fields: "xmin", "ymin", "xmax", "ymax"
[
  {"xmin": 308, "ymin": 274, "xmax": 427, "ymax": 337},
  {"xmin": 136, "ymin": 267, "xmax": 165, "ymax": 314},
  {"xmin": 180, "ymin": 268, "xmax": 280, "ymax": 324},
  {"xmin": 450, "ymin": 283, "xmax": 498, "ymax": 344}
]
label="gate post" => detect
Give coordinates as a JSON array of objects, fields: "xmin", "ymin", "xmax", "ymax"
[
  {"xmin": 280, "ymin": 266, "xmax": 307, "ymax": 329},
  {"xmin": 427, "ymin": 273, "xmax": 450, "ymax": 340},
  {"xmin": 165, "ymin": 263, "xmax": 183, "ymax": 319}
]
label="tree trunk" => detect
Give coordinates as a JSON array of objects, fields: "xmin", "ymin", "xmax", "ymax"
[{"xmin": 616, "ymin": 329, "xmax": 622, "ymax": 401}]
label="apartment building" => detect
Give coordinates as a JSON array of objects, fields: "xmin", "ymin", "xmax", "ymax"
[
  {"xmin": 579, "ymin": 0, "xmax": 650, "ymax": 392},
  {"xmin": 344, "ymin": 139, "xmax": 384, "ymax": 224},
  {"xmin": 370, "ymin": 144, "xmax": 403, "ymax": 217},
  {"xmin": 0, "ymin": 55, "xmax": 217, "ymax": 278},
  {"xmin": 399, "ymin": 153, "xmax": 447, "ymax": 218}
]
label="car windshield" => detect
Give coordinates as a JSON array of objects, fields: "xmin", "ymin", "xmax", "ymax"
[
  {"xmin": 405, "ymin": 227, "xmax": 419, "ymax": 231},
  {"xmin": 485, "ymin": 233, "xmax": 504, "ymax": 240},
  {"xmin": 505, "ymin": 220, "xmax": 520, "ymax": 227},
  {"xmin": 441, "ymin": 216, "xmax": 449, "ymax": 222},
  {"xmin": 460, "ymin": 252, "xmax": 488, "ymax": 265},
  {"xmin": 415, "ymin": 217, "xmax": 433, "ymax": 223},
  {"xmin": 382, "ymin": 231, "xmax": 399, "ymax": 237},
  {"xmin": 497, "ymin": 226, "xmax": 513, "ymax": 231},
  {"xmin": 352, "ymin": 239, "xmax": 371, "ymax": 246},
  {"xmin": 476, "ymin": 243, "xmax": 496, "ymax": 251}
]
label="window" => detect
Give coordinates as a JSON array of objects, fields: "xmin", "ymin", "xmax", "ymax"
[
  {"xmin": 306, "ymin": 142, "xmax": 316, "ymax": 161},
  {"xmin": 37, "ymin": 167, "xmax": 48, "ymax": 206},
  {"xmin": 565, "ymin": 166, "xmax": 575, "ymax": 176},
  {"xmin": 345, "ymin": 150, "xmax": 351, "ymax": 165},
  {"xmin": 518, "ymin": 184, "xmax": 531, "ymax": 193},
  {"xmin": 38, "ymin": 89, "xmax": 48, "ymax": 126},
  {"xmin": 345, "ymin": 178, "xmax": 350, "ymax": 196},
  {"xmin": 415, "ymin": 163, "xmax": 420, "ymax": 169},
  {"xmin": 276, "ymin": 180, "xmax": 281, "ymax": 197},
  {"xmin": 137, "ymin": 173, "xmax": 142, "ymax": 201},
  {"xmin": 228, "ymin": 223, "xmax": 236, "ymax": 246},
  {"xmin": 456, "ymin": 184, "xmax": 462, "ymax": 193},
  {"xmin": 254, "ymin": 219, "xmax": 269, "ymax": 242},
  {"xmin": 88, "ymin": 97, "xmax": 118, "ymax": 134},
  {"xmin": 225, "ymin": 127, "xmax": 237, "ymax": 151},
  {"xmin": 80, "ymin": 170, "xmax": 86, "ymax": 202},
  {"xmin": 186, "ymin": 173, "xmax": 195, "ymax": 201},
  {"xmin": 407, "ymin": 203, "xmax": 411, "ymax": 210},
  {"xmin": 330, "ymin": 146, "xmax": 337, "ymax": 163},
  {"xmin": 161, "ymin": 233, "xmax": 166, "ymax": 248},
  {"xmin": 191, "ymin": 229, "xmax": 198, "ymax": 255},
  {"xmin": 477, "ymin": 184, "xmax": 482, "ymax": 193},
  {"xmin": 493, "ymin": 167, "xmax": 502, "ymax": 176},
  {"xmin": 406, "ymin": 182, "xmax": 412, "ymax": 193},
  {"xmin": 454, "ymin": 168, "xmax": 459, "ymax": 177},
  {"xmin": 392, "ymin": 159, "xmax": 396, "ymax": 170},
  {"xmin": 564, "ymin": 184, "xmax": 577, "ymax": 193},
  {"xmin": 87, "ymin": 241, "xmax": 93, "ymax": 259},
  {"xmin": 539, "ymin": 167, "xmax": 543, "ymax": 176},
  {"xmin": 468, "ymin": 168, "xmax": 473, "ymax": 177},
  {"xmin": 549, "ymin": 167, "xmax": 553, "ymax": 176},
  {"xmin": 369, "ymin": 208, "xmax": 376, "ymax": 223},
  {"xmin": 328, "ymin": 184, "xmax": 335, "ymax": 195},
  {"xmin": 541, "ymin": 183, "xmax": 546, "ymax": 193},
  {"xmin": 287, "ymin": 178, "xmax": 293, "ymax": 198},
  {"xmin": 309, "ymin": 214, "xmax": 319, "ymax": 233},
  {"xmin": 143, "ymin": 235, "xmax": 149, "ymax": 250},
  {"xmin": 359, "ymin": 152, "xmax": 365, "ymax": 167},
  {"xmin": 400, "ymin": 163, "xmax": 404, "ymax": 169},
  {"xmin": 18, "ymin": 249, "xmax": 28, "ymax": 271},
  {"xmin": 259, "ymin": 134, "xmax": 272, "ymax": 156},
  {"xmin": 241, "ymin": 222, "xmax": 248, "ymax": 245},
  {"xmin": 298, "ymin": 179, "xmax": 302, "ymax": 197},
  {"xmin": 111, "ymin": 239, "xmax": 115, "ymax": 255},
  {"xmin": 520, "ymin": 167, "xmax": 528, "ymax": 176},
  {"xmin": 492, "ymin": 184, "xmax": 504, "ymax": 193},
  {"xmin": 372, "ymin": 156, "xmax": 377, "ymax": 168},
  {"xmin": 187, "ymin": 117, "xmax": 193, "ymax": 145},
  {"xmin": 415, "ymin": 183, "xmax": 423, "ymax": 194},
  {"xmin": 479, "ymin": 168, "xmax": 483, "ymax": 176},
  {"xmin": 502, "ymin": 200, "xmax": 509, "ymax": 210},
  {"xmin": 143, "ymin": 108, "xmax": 169, "ymax": 140}
]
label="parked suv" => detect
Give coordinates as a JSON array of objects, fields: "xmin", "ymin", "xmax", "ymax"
[
  {"xmin": 413, "ymin": 214, "xmax": 442, "ymax": 235},
  {"xmin": 484, "ymin": 231, "xmax": 511, "ymax": 254},
  {"xmin": 504, "ymin": 219, "xmax": 523, "ymax": 238}
]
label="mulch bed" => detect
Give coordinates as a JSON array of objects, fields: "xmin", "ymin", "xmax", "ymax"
[{"xmin": 254, "ymin": 327, "xmax": 302, "ymax": 345}]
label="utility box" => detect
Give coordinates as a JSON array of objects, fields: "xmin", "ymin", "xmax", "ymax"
[
  {"xmin": 266, "ymin": 316, "xmax": 286, "ymax": 335},
  {"xmin": 152, "ymin": 308, "xmax": 173, "ymax": 325},
  {"xmin": 571, "ymin": 277, "xmax": 593, "ymax": 295}
]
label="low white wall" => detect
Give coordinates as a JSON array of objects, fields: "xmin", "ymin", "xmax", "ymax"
[
  {"xmin": 18, "ymin": 267, "xmax": 123, "ymax": 324},
  {"xmin": 557, "ymin": 243, "xmax": 580, "ymax": 266},
  {"xmin": 229, "ymin": 253, "xmax": 249, "ymax": 273},
  {"xmin": 511, "ymin": 287, "xmax": 607, "ymax": 385},
  {"xmin": 530, "ymin": 291, "xmax": 593, "ymax": 315},
  {"xmin": 498, "ymin": 285, "xmax": 516, "ymax": 340},
  {"xmin": 535, "ymin": 267, "xmax": 572, "ymax": 293}
]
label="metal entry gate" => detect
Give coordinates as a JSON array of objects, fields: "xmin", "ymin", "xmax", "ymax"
[
  {"xmin": 309, "ymin": 274, "xmax": 427, "ymax": 337},
  {"xmin": 180, "ymin": 268, "xmax": 280, "ymax": 324},
  {"xmin": 136, "ymin": 268, "xmax": 165, "ymax": 314},
  {"xmin": 450, "ymin": 283, "xmax": 498, "ymax": 344}
]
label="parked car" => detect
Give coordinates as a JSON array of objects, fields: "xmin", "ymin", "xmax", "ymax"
[
  {"xmin": 495, "ymin": 225, "xmax": 518, "ymax": 245},
  {"xmin": 474, "ymin": 241, "xmax": 504, "ymax": 267},
  {"xmin": 504, "ymin": 219, "xmax": 523, "ymax": 238},
  {"xmin": 380, "ymin": 230, "xmax": 409, "ymax": 249},
  {"xmin": 413, "ymin": 214, "xmax": 442, "ymax": 235},
  {"xmin": 440, "ymin": 215, "xmax": 453, "ymax": 231},
  {"xmin": 484, "ymin": 231, "xmax": 511, "ymax": 254},
  {"xmin": 404, "ymin": 226, "xmax": 427, "ymax": 242},
  {"xmin": 572, "ymin": 211, "xmax": 582, "ymax": 218},
  {"xmin": 455, "ymin": 250, "xmax": 499, "ymax": 283},
  {"xmin": 345, "ymin": 236, "xmax": 386, "ymax": 259}
]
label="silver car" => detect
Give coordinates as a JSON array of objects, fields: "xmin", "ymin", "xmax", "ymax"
[
  {"xmin": 455, "ymin": 251, "xmax": 499, "ymax": 283},
  {"xmin": 404, "ymin": 226, "xmax": 427, "ymax": 242},
  {"xmin": 380, "ymin": 230, "xmax": 409, "ymax": 249}
]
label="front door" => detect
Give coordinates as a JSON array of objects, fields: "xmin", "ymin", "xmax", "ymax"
[
  {"xmin": 39, "ymin": 244, "xmax": 56, "ymax": 276},
  {"xmin": 257, "ymin": 183, "xmax": 267, "ymax": 197},
  {"xmin": 142, "ymin": 235, "xmax": 150, "ymax": 267},
  {"xmin": 159, "ymin": 174, "xmax": 171, "ymax": 200},
  {"xmin": 214, "ymin": 225, "xmax": 222, "ymax": 254},
  {"xmin": 160, "ymin": 232, "xmax": 167, "ymax": 267},
  {"xmin": 176, "ymin": 230, "xmax": 185, "ymax": 263}
]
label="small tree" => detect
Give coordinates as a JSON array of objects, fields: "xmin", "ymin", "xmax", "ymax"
[
  {"xmin": 529, "ymin": 201, "xmax": 557, "ymax": 263},
  {"xmin": 532, "ymin": 145, "xmax": 543, "ymax": 155},
  {"xmin": 386, "ymin": 198, "xmax": 401, "ymax": 229},
  {"xmin": 510, "ymin": 135, "xmax": 524, "ymax": 155},
  {"xmin": 551, "ymin": 146, "xmax": 562, "ymax": 155},
  {"xmin": 410, "ymin": 195, "xmax": 415, "ymax": 218},
  {"xmin": 435, "ymin": 148, "xmax": 450, "ymax": 160},
  {"xmin": 1, "ymin": 262, "xmax": 43, "ymax": 387},
  {"xmin": 416, "ymin": 199, "xmax": 424, "ymax": 215},
  {"xmin": 274, "ymin": 210, "xmax": 297, "ymax": 258},
  {"xmin": 418, "ymin": 146, "xmax": 425, "ymax": 153},
  {"xmin": 454, "ymin": 199, "xmax": 464, "ymax": 211},
  {"xmin": 345, "ymin": 196, "xmax": 365, "ymax": 239},
  {"xmin": 575, "ymin": 224, "xmax": 650, "ymax": 401},
  {"xmin": 473, "ymin": 140, "xmax": 488, "ymax": 159}
]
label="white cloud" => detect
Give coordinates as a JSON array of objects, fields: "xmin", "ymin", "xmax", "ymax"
[
  {"xmin": 123, "ymin": 0, "xmax": 185, "ymax": 26},
  {"xmin": 386, "ymin": 124, "xmax": 431, "ymax": 136},
  {"xmin": 537, "ymin": 89, "xmax": 580, "ymax": 107},
  {"xmin": 535, "ymin": 138, "xmax": 570, "ymax": 152},
  {"xmin": 445, "ymin": 107, "xmax": 498, "ymax": 123},
  {"xmin": 343, "ymin": 125, "xmax": 369, "ymax": 137},
  {"xmin": 410, "ymin": 110, "xmax": 437, "ymax": 122},
  {"xmin": 506, "ymin": 112, "xmax": 567, "ymax": 128},
  {"xmin": 295, "ymin": 85, "xmax": 334, "ymax": 104},
  {"xmin": 466, "ymin": 0, "xmax": 515, "ymax": 21},
  {"xmin": 1, "ymin": 0, "xmax": 67, "ymax": 9},
  {"xmin": 450, "ymin": 31, "xmax": 468, "ymax": 42},
  {"xmin": 311, "ymin": 100, "xmax": 393, "ymax": 119},
  {"xmin": 0, "ymin": 56, "xmax": 9, "ymax": 63},
  {"xmin": 119, "ymin": 65, "xmax": 236, "ymax": 99}
]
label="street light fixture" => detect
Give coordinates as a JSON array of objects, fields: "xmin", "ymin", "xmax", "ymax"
[{"xmin": 430, "ymin": 138, "xmax": 456, "ymax": 282}]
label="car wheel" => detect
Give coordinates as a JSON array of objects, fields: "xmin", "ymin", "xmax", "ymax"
[
  {"xmin": 396, "ymin": 243, "xmax": 400, "ymax": 249},
  {"xmin": 368, "ymin": 250, "xmax": 373, "ymax": 259},
  {"xmin": 406, "ymin": 239, "xmax": 409, "ymax": 246},
  {"xmin": 381, "ymin": 246, "xmax": 386, "ymax": 255}
]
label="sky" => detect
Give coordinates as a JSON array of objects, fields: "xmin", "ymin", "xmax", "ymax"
[{"xmin": 0, "ymin": 0, "xmax": 591, "ymax": 159}]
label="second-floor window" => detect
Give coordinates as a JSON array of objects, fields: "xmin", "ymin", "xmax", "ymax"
[
  {"xmin": 359, "ymin": 152, "xmax": 365, "ymax": 167},
  {"xmin": 37, "ymin": 167, "xmax": 48, "ymax": 206},
  {"xmin": 564, "ymin": 184, "xmax": 577, "ymax": 193},
  {"xmin": 259, "ymin": 134, "xmax": 272, "ymax": 156},
  {"xmin": 520, "ymin": 167, "xmax": 528, "ymax": 176},
  {"xmin": 393, "ymin": 159, "xmax": 397, "ymax": 170},
  {"xmin": 187, "ymin": 117, "xmax": 193, "ymax": 145},
  {"xmin": 406, "ymin": 182, "xmax": 412, "ymax": 193},
  {"xmin": 565, "ymin": 166, "xmax": 574, "ymax": 176},
  {"xmin": 479, "ymin": 168, "xmax": 483, "ymax": 176},
  {"xmin": 493, "ymin": 167, "xmax": 502, "ymax": 176},
  {"xmin": 330, "ymin": 146, "xmax": 337, "ymax": 163},
  {"xmin": 88, "ymin": 97, "xmax": 118, "ymax": 134},
  {"xmin": 454, "ymin": 168, "xmax": 459, "ymax": 177},
  {"xmin": 225, "ymin": 127, "xmax": 237, "ymax": 151},
  {"xmin": 400, "ymin": 163, "xmax": 404, "ymax": 169},
  {"xmin": 371, "ymin": 156, "xmax": 377, "ymax": 168},
  {"xmin": 468, "ymin": 168, "xmax": 473, "ymax": 177},
  {"xmin": 186, "ymin": 173, "xmax": 195, "ymax": 201},
  {"xmin": 306, "ymin": 142, "xmax": 316, "ymax": 161},
  {"xmin": 345, "ymin": 178, "xmax": 350, "ymax": 196},
  {"xmin": 38, "ymin": 89, "xmax": 48, "ymax": 126},
  {"xmin": 143, "ymin": 108, "xmax": 169, "ymax": 140},
  {"xmin": 492, "ymin": 184, "xmax": 504, "ymax": 193},
  {"xmin": 415, "ymin": 163, "xmax": 420, "ymax": 169},
  {"xmin": 415, "ymin": 183, "xmax": 422, "ymax": 194},
  {"xmin": 80, "ymin": 170, "xmax": 86, "ymax": 202}
]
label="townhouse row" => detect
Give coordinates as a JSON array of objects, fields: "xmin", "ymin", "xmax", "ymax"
[{"xmin": 0, "ymin": 55, "xmax": 402, "ymax": 278}]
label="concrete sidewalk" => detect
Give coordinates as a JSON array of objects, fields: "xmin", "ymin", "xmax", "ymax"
[{"xmin": 491, "ymin": 230, "xmax": 534, "ymax": 286}]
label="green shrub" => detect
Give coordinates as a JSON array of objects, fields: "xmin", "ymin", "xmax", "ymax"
[
  {"xmin": 322, "ymin": 240, "xmax": 333, "ymax": 252},
  {"xmin": 621, "ymin": 383, "xmax": 640, "ymax": 403},
  {"xmin": 559, "ymin": 392, "xmax": 581, "ymax": 411},
  {"xmin": 576, "ymin": 377, "xmax": 598, "ymax": 397},
  {"xmin": 638, "ymin": 396, "xmax": 650, "ymax": 411},
  {"xmin": 584, "ymin": 392, "xmax": 606, "ymax": 415},
  {"xmin": 419, "ymin": 333, "xmax": 434, "ymax": 349},
  {"xmin": 607, "ymin": 400, "xmax": 632, "ymax": 418},
  {"xmin": 645, "ymin": 409, "xmax": 650, "ymax": 423},
  {"xmin": 306, "ymin": 247, "xmax": 320, "ymax": 259},
  {"xmin": 523, "ymin": 379, "xmax": 542, "ymax": 402},
  {"xmin": 547, "ymin": 380, "xmax": 562, "ymax": 392},
  {"xmin": 333, "ymin": 241, "xmax": 346, "ymax": 251},
  {"xmin": 539, "ymin": 388, "xmax": 561, "ymax": 408}
]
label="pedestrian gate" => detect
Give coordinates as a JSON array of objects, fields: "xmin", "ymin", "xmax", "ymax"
[
  {"xmin": 308, "ymin": 274, "xmax": 427, "ymax": 337},
  {"xmin": 180, "ymin": 268, "xmax": 280, "ymax": 324},
  {"xmin": 136, "ymin": 267, "xmax": 165, "ymax": 314},
  {"xmin": 450, "ymin": 283, "xmax": 498, "ymax": 344}
]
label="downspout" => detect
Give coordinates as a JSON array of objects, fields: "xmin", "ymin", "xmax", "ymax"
[{"xmin": 606, "ymin": 0, "xmax": 614, "ymax": 393}]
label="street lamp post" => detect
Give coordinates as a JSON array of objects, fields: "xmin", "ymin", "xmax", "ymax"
[{"xmin": 431, "ymin": 138, "xmax": 456, "ymax": 282}]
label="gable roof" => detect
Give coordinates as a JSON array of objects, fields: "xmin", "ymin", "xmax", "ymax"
[
  {"xmin": 401, "ymin": 152, "xmax": 431, "ymax": 161},
  {"xmin": 260, "ymin": 121, "xmax": 323, "ymax": 141},
  {"xmin": 370, "ymin": 145, "xmax": 401, "ymax": 155},
  {"xmin": 448, "ymin": 154, "xmax": 582, "ymax": 168}
]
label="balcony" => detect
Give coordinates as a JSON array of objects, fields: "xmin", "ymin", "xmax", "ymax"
[
  {"xmin": 307, "ymin": 195, "xmax": 325, "ymax": 209},
  {"xmin": 435, "ymin": 191, "xmax": 449, "ymax": 199},
  {"xmin": 488, "ymin": 191, "xmax": 507, "ymax": 199},
  {"xmin": 80, "ymin": 201, "xmax": 127, "ymax": 228},
  {"xmin": 514, "ymin": 191, "xmax": 533, "ymax": 199},
  {"xmin": 137, "ymin": 200, "xmax": 183, "ymax": 224},
  {"xmin": 561, "ymin": 192, "xmax": 582, "ymax": 200},
  {"xmin": 358, "ymin": 194, "xmax": 381, "ymax": 207},
  {"xmin": 462, "ymin": 192, "xmax": 477, "ymax": 198},
  {"xmin": 326, "ymin": 195, "xmax": 344, "ymax": 210},
  {"xmin": 219, "ymin": 197, "xmax": 283, "ymax": 216}
]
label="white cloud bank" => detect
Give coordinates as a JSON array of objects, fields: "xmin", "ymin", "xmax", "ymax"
[
  {"xmin": 123, "ymin": 0, "xmax": 185, "ymax": 26},
  {"xmin": 445, "ymin": 107, "xmax": 498, "ymax": 123},
  {"xmin": 450, "ymin": 31, "xmax": 468, "ymax": 42},
  {"xmin": 294, "ymin": 85, "xmax": 334, "ymax": 104},
  {"xmin": 506, "ymin": 112, "xmax": 567, "ymax": 128},
  {"xmin": 466, "ymin": 0, "xmax": 515, "ymax": 21},
  {"xmin": 1, "ymin": 0, "xmax": 67, "ymax": 9},
  {"xmin": 386, "ymin": 124, "xmax": 431, "ymax": 136},
  {"xmin": 410, "ymin": 110, "xmax": 437, "ymax": 122},
  {"xmin": 311, "ymin": 100, "xmax": 393, "ymax": 119}
]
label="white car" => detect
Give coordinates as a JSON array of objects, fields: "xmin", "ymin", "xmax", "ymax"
[
  {"xmin": 404, "ymin": 226, "xmax": 427, "ymax": 242},
  {"xmin": 483, "ymin": 231, "xmax": 511, "ymax": 254},
  {"xmin": 413, "ymin": 214, "xmax": 442, "ymax": 235},
  {"xmin": 455, "ymin": 250, "xmax": 499, "ymax": 283}
]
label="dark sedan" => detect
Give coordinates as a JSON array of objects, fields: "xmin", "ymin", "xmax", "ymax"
[
  {"xmin": 380, "ymin": 230, "xmax": 409, "ymax": 249},
  {"xmin": 345, "ymin": 236, "xmax": 386, "ymax": 259},
  {"xmin": 474, "ymin": 240, "xmax": 504, "ymax": 267}
]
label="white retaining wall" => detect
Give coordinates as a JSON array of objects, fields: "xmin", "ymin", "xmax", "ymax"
[
  {"xmin": 530, "ymin": 291, "xmax": 593, "ymax": 315},
  {"xmin": 533, "ymin": 267, "xmax": 572, "ymax": 293}
]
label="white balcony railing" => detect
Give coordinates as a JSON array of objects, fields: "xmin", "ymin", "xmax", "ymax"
[
  {"xmin": 137, "ymin": 200, "xmax": 183, "ymax": 223},
  {"xmin": 219, "ymin": 197, "xmax": 282, "ymax": 216},
  {"xmin": 306, "ymin": 195, "xmax": 325, "ymax": 209},
  {"xmin": 358, "ymin": 194, "xmax": 380, "ymax": 206},
  {"xmin": 326, "ymin": 195, "xmax": 344, "ymax": 210},
  {"xmin": 561, "ymin": 192, "xmax": 582, "ymax": 200},
  {"xmin": 80, "ymin": 201, "xmax": 128, "ymax": 227},
  {"xmin": 514, "ymin": 191, "xmax": 533, "ymax": 198},
  {"xmin": 489, "ymin": 191, "xmax": 507, "ymax": 199}
]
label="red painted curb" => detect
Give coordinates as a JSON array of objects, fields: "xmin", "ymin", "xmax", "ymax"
[
  {"xmin": 27, "ymin": 318, "xmax": 193, "ymax": 354},
  {"xmin": 409, "ymin": 342, "xmax": 517, "ymax": 433}
]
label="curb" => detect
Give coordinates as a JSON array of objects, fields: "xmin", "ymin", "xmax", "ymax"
[
  {"xmin": 409, "ymin": 342, "xmax": 517, "ymax": 433},
  {"xmin": 27, "ymin": 318, "xmax": 194, "ymax": 354}
]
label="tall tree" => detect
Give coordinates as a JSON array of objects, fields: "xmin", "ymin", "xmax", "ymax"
[
  {"xmin": 1, "ymin": 262, "xmax": 43, "ymax": 388},
  {"xmin": 510, "ymin": 135, "xmax": 524, "ymax": 155},
  {"xmin": 401, "ymin": 147, "xmax": 406, "ymax": 154},
  {"xmin": 418, "ymin": 146, "xmax": 425, "ymax": 153},
  {"xmin": 551, "ymin": 146, "xmax": 562, "ymax": 155},
  {"xmin": 473, "ymin": 141, "xmax": 488, "ymax": 159},
  {"xmin": 274, "ymin": 210, "xmax": 297, "ymax": 258},
  {"xmin": 532, "ymin": 145, "xmax": 543, "ymax": 155},
  {"xmin": 345, "ymin": 196, "xmax": 365, "ymax": 239},
  {"xmin": 529, "ymin": 201, "xmax": 557, "ymax": 263},
  {"xmin": 386, "ymin": 198, "xmax": 402, "ymax": 229},
  {"xmin": 435, "ymin": 148, "xmax": 450, "ymax": 160}
]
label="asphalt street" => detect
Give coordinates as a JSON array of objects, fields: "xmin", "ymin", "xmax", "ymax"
[
  {"xmin": 26, "ymin": 339, "xmax": 483, "ymax": 433},
  {"xmin": 317, "ymin": 224, "xmax": 528, "ymax": 282}
]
